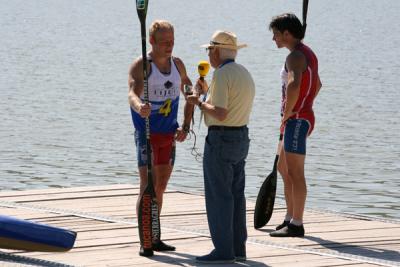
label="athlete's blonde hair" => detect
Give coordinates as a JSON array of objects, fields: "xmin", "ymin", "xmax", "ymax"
[{"xmin": 149, "ymin": 20, "xmax": 174, "ymax": 39}]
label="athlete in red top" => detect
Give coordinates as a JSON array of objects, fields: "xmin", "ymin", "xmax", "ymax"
[
  {"xmin": 269, "ymin": 13, "xmax": 322, "ymax": 237},
  {"xmin": 279, "ymin": 42, "xmax": 319, "ymax": 134}
]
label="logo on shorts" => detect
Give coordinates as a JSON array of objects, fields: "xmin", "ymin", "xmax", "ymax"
[{"xmin": 292, "ymin": 120, "xmax": 302, "ymax": 151}]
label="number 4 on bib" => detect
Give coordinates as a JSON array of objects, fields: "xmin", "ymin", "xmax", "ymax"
[{"xmin": 159, "ymin": 99, "xmax": 172, "ymax": 117}]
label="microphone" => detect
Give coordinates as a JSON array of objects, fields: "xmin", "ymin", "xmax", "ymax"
[
  {"xmin": 197, "ymin": 61, "xmax": 210, "ymax": 127},
  {"xmin": 197, "ymin": 60, "xmax": 210, "ymax": 81},
  {"xmin": 196, "ymin": 60, "xmax": 210, "ymax": 97},
  {"xmin": 185, "ymin": 61, "xmax": 210, "ymax": 96}
]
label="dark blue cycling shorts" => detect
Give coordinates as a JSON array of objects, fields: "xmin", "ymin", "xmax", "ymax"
[{"xmin": 283, "ymin": 119, "xmax": 310, "ymax": 155}]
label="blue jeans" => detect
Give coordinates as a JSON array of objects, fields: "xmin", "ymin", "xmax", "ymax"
[{"xmin": 203, "ymin": 127, "xmax": 250, "ymax": 259}]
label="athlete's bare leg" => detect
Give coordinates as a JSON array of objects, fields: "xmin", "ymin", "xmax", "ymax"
[
  {"xmin": 284, "ymin": 151, "xmax": 307, "ymax": 222},
  {"xmin": 278, "ymin": 147, "xmax": 294, "ymax": 218}
]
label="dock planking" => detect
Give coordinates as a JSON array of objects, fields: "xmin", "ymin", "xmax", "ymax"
[{"xmin": 0, "ymin": 184, "xmax": 399, "ymax": 266}]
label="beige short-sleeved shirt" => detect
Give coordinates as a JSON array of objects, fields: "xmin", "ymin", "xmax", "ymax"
[{"xmin": 204, "ymin": 61, "xmax": 255, "ymax": 127}]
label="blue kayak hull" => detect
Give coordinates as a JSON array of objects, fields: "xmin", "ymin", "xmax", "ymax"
[{"xmin": 0, "ymin": 215, "xmax": 76, "ymax": 251}]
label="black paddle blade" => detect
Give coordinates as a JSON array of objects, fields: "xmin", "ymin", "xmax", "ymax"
[
  {"xmin": 254, "ymin": 155, "xmax": 279, "ymax": 229},
  {"xmin": 138, "ymin": 189, "xmax": 153, "ymax": 250},
  {"xmin": 150, "ymin": 194, "xmax": 160, "ymax": 244},
  {"xmin": 138, "ymin": 185, "xmax": 160, "ymax": 250},
  {"xmin": 136, "ymin": 0, "xmax": 149, "ymax": 20}
]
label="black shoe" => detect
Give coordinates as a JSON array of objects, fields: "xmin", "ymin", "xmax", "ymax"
[
  {"xmin": 196, "ymin": 250, "xmax": 235, "ymax": 264},
  {"xmin": 270, "ymin": 223, "xmax": 305, "ymax": 237},
  {"xmin": 275, "ymin": 220, "xmax": 290, "ymax": 230},
  {"xmin": 235, "ymin": 256, "xmax": 247, "ymax": 262},
  {"xmin": 152, "ymin": 240, "xmax": 176, "ymax": 251},
  {"xmin": 139, "ymin": 246, "xmax": 153, "ymax": 257}
]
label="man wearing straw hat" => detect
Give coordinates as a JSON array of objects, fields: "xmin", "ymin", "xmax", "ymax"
[{"xmin": 187, "ymin": 30, "xmax": 255, "ymax": 264}]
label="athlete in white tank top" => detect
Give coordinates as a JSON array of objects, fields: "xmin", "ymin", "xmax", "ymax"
[{"xmin": 132, "ymin": 56, "xmax": 181, "ymax": 133}]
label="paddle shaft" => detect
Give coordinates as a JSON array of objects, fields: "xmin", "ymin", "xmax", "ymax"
[
  {"xmin": 138, "ymin": 9, "xmax": 153, "ymax": 189},
  {"xmin": 303, "ymin": 0, "xmax": 309, "ymax": 35}
]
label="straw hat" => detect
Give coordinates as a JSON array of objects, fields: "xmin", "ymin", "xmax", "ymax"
[{"xmin": 201, "ymin": 30, "xmax": 247, "ymax": 50}]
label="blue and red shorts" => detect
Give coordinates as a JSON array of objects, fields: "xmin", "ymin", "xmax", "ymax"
[{"xmin": 135, "ymin": 131, "xmax": 176, "ymax": 167}]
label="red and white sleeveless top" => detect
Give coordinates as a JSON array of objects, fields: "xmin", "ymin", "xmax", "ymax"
[{"xmin": 281, "ymin": 42, "xmax": 319, "ymax": 133}]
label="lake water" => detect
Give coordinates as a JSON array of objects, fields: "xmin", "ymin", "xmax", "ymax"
[{"xmin": 1, "ymin": 0, "xmax": 399, "ymax": 220}]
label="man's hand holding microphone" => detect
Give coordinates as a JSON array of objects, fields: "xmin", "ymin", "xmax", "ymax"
[{"xmin": 186, "ymin": 61, "xmax": 210, "ymax": 108}]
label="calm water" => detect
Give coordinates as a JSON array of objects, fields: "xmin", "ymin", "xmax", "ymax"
[{"xmin": 1, "ymin": 0, "xmax": 399, "ymax": 219}]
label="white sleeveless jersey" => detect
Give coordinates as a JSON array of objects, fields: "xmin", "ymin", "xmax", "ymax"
[
  {"xmin": 146, "ymin": 57, "xmax": 181, "ymax": 103},
  {"xmin": 131, "ymin": 56, "xmax": 181, "ymax": 133}
]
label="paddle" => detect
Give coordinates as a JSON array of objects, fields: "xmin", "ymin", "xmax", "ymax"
[
  {"xmin": 303, "ymin": 0, "xmax": 309, "ymax": 35},
  {"xmin": 135, "ymin": 0, "xmax": 160, "ymax": 257},
  {"xmin": 254, "ymin": 134, "xmax": 283, "ymax": 229}
]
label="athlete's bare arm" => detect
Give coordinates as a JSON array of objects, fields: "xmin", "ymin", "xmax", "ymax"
[
  {"xmin": 174, "ymin": 57, "xmax": 193, "ymax": 142},
  {"xmin": 128, "ymin": 57, "xmax": 151, "ymax": 118},
  {"xmin": 282, "ymin": 50, "xmax": 306, "ymax": 123}
]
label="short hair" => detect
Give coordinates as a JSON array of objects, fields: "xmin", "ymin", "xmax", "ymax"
[
  {"xmin": 269, "ymin": 13, "xmax": 304, "ymax": 40},
  {"xmin": 149, "ymin": 20, "xmax": 174, "ymax": 39},
  {"xmin": 218, "ymin": 47, "xmax": 237, "ymax": 61}
]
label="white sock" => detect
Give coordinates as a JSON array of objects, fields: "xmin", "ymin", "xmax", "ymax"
[
  {"xmin": 290, "ymin": 219, "xmax": 303, "ymax": 226},
  {"xmin": 284, "ymin": 214, "xmax": 292, "ymax": 222}
]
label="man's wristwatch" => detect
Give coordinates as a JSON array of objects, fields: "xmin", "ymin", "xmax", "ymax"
[{"xmin": 182, "ymin": 124, "xmax": 190, "ymax": 134}]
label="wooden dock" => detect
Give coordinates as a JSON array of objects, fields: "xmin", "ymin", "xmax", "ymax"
[{"xmin": 0, "ymin": 184, "xmax": 399, "ymax": 266}]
